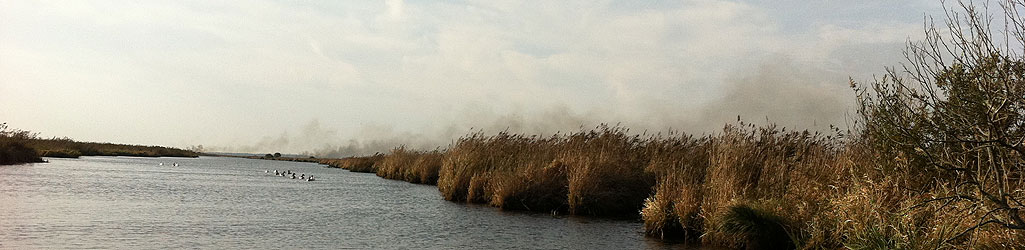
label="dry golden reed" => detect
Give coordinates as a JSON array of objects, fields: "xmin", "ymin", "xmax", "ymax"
[
  {"xmin": 318, "ymin": 154, "xmax": 384, "ymax": 173},
  {"xmin": 281, "ymin": 119, "xmax": 1023, "ymax": 248},
  {"xmin": 376, "ymin": 147, "xmax": 444, "ymax": 184},
  {"xmin": 364, "ymin": 120, "xmax": 1021, "ymax": 249},
  {"xmin": 434, "ymin": 125, "xmax": 654, "ymax": 216},
  {"xmin": 0, "ymin": 123, "xmax": 197, "ymax": 161}
]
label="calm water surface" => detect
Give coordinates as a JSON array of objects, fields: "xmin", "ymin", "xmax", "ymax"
[{"xmin": 0, "ymin": 156, "xmax": 688, "ymax": 249}]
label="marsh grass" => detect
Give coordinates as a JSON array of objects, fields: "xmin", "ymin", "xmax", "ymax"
[
  {"xmin": 24, "ymin": 138, "xmax": 198, "ymax": 158},
  {"xmin": 642, "ymin": 134, "xmax": 710, "ymax": 240},
  {"xmin": 0, "ymin": 140, "xmax": 42, "ymax": 165},
  {"xmin": 375, "ymin": 120, "xmax": 1022, "ymax": 248},
  {"xmin": 249, "ymin": 116, "xmax": 1023, "ymax": 248},
  {"xmin": 433, "ymin": 125, "xmax": 658, "ymax": 216},
  {"xmin": 317, "ymin": 154, "xmax": 384, "ymax": 173},
  {"xmin": 637, "ymin": 123, "xmax": 850, "ymax": 248},
  {"xmin": 718, "ymin": 203, "xmax": 794, "ymax": 250},
  {"xmin": 0, "ymin": 123, "xmax": 195, "ymax": 164},
  {"xmin": 376, "ymin": 147, "xmax": 444, "ymax": 184},
  {"xmin": 236, "ymin": 117, "xmax": 1025, "ymax": 249},
  {"xmin": 561, "ymin": 127, "xmax": 653, "ymax": 216},
  {"xmin": 438, "ymin": 131, "xmax": 561, "ymax": 203}
]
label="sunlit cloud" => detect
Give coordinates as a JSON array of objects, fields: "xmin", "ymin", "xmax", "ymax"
[{"xmin": 0, "ymin": 0, "xmax": 944, "ymax": 155}]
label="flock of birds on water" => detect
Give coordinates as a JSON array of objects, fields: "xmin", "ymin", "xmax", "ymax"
[
  {"xmin": 267, "ymin": 169, "xmax": 316, "ymax": 181},
  {"xmin": 159, "ymin": 162, "xmax": 317, "ymax": 181}
]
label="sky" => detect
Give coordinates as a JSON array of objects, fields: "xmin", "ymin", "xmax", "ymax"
[{"xmin": 0, "ymin": 0, "xmax": 946, "ymax": 156}]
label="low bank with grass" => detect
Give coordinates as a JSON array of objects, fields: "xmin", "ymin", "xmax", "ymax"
[
  {"xmin": 25, "ymin": 138, "xmax": 199, "ymax": 158},
  {"xmin": 0, "ymin": 140, "xmax": 44, "ymax": 165},
  {"xmin": 0, "ymin": 123, "xmax": 199, "ymax": 164},
  {"xmin": 283, "ymin": 119, "xmax": 1021, "ymax": 249}
]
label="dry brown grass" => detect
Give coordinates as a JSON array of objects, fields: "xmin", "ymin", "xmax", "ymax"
[
  {"xmin": 322, "ymin": 122, "xmax": 1023, "ymax": 248},
  {"xmin": 22, "ymin": 137, "xmax": 198, "ymax": 158},
  {"xmin": 638, "ymin": 122, "xmax": 1024, "ymax": 249},
  {"xmin": 376, "ymin": 147, "xmax": 444, "ymax": 184},
  {"xmin": 639, "ymin": 123, "xmax": 844, "ymax": 248},
  {"xmin": 635, "ymin": 122, "xmax": 1016, "ymax": 249},
  {"xmin": 318, "ymin": 154, "xmax": 384, "ymax": 173},
  {"xmin": 560, "ymin": 126, "xmax": 653, "ymax": 216},
  {"xmin": 434, "ymin": 125, "xmax": 656, "ymax": 216},
  {"xmin": 488, "ymin": 159, "xmax": 568, "ymax": 212},
  {"xmin": 0, "ymin": 123, "xmax": 196, "ymax": 161},
  {"xmin": 438, "ymin": 131, "xmax": 563, "ymax": 204},
  {"xmin": 0, "ymin": 140, "xmax": 42, "ymax": 165},
  {"xmin": 641, "ymin": 133, "xmax": 710, "ymax": 240}
]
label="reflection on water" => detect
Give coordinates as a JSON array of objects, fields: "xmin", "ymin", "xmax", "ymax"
[{"xmin": 0, "ymin": 156, "xmax": 693, "ymax": 249}]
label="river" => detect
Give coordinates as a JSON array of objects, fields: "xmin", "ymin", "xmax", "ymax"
[{"xmin": 0, "ymin": 156, "xmax": 689, "ymax": 249}]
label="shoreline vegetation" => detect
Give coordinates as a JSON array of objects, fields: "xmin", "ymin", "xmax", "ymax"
[
  {"xmin": 260, "ymin": 2, "xmax": 1025, "ymax": 249},
  {"xmin": 263, "ymin": 119, "xmax": 1023, "ymax": 249},
  {"xmin": 0, "ymin": 123, "xmax": 199, "ymax": 165},
  {"xmin": 0, "ymin": 1, "xmax": 1019, "ymax": 248}
]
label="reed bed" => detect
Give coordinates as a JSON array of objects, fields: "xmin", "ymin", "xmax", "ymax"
[
  {"xmin": 560, "ymin": 127, "xmax": 653, "ymax": 216},
  {"xmin": 352, "ymin": 121, "xmax": 1023, "ymax": 249},
  {"xmin": 641, "ymin": 123, "xmax": 846, "ymax": 248},
  {"xmin": 318, "ymin": 154, "xmax": 385, "ymax": 173},
  {"xmin": 375, "ymin": 147, "xmax": 444, "ymax": 184},
  {"xmin": 433, "ymin": 126, "xmax": 656, "ymax": 216},
  {"xmin": 0, "ymin": 124, "xmax": 196, "ymax": 163},
  {"xmin": 25, "ymin": 138, "xmax": 199, "ymax": 158},
  {"xmin": 0, "ymin": 140, "xmax": 43, "ymax": 165}
]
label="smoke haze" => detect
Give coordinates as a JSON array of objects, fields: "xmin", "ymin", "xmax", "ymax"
[
  {"xmin": 0, "ymin": 1, "xmax": 940, "ymax": 155},
  {"xmin": 211, "ymin": 56, "xmax": 861, "ymax": 157}
]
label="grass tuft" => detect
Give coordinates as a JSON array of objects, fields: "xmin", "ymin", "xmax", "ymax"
[{"xmin": 719, "ymin": 203, "xmax": 795, "ymax": 250}]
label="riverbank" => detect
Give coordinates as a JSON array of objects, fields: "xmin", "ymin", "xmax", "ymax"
[
  {"xmin": 0, "ymin": 141, "xmax": 43, "ymax": 165},
  {"xmin": 0, "ymin": 124, "xmax": 199, "ymax": 165},
  {"xmin": 222, "ymin": 153, "xmax": 384, "ymax": 173},
  {"xmin": 252, "ymin": 119, "xmax": 1022, "ymax": 249},
  {"xmin": 24, "ymin": 138, "xmax": 199, "ymax": 158}
]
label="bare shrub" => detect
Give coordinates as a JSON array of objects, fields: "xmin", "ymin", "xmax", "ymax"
[{"xmin": 855, "ymin": 0, "xmax": 1025, "ymax": 243}]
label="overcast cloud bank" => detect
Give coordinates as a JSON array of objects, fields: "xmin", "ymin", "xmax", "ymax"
[{"xmin": 0, "ymin": 1, "xmax": 940, "ymax": 156}]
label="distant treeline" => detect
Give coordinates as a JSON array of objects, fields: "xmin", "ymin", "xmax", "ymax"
[
  {"xmin": 26, "ymin": 137, "xmax": 199, "ymax": 158},
  {"xmin": 0, "ymin": 123, "xmax": 198, "ymax": 165}
]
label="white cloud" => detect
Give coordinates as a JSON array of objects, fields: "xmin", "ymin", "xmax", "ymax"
[
  {"xmin": 0, "ymin": 0, "xmax": 943, "ymax": 153},
  {"xmin": 385, "ymin": 0, "xmax": 405, "ymax": 20}
]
